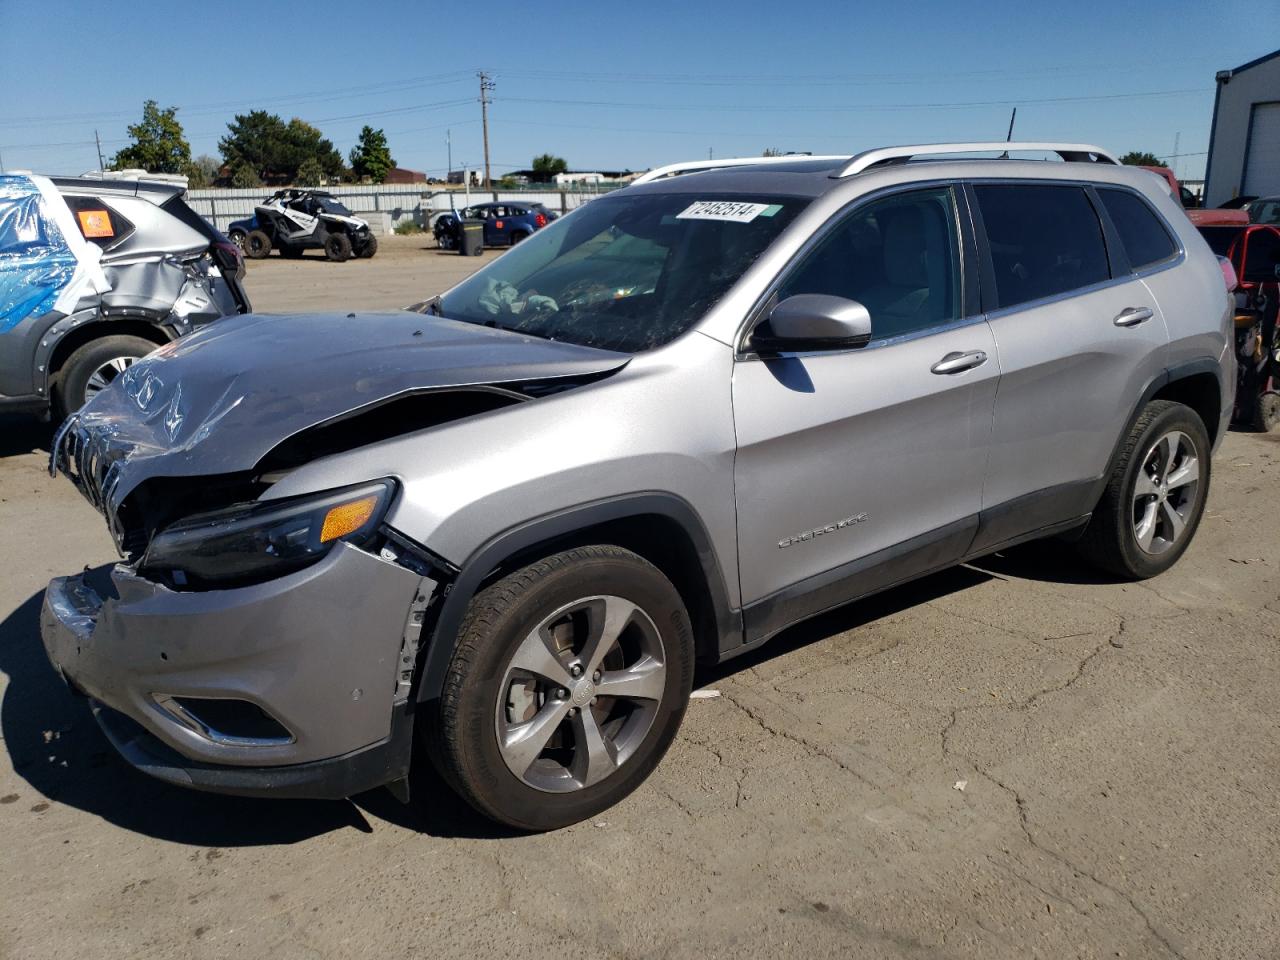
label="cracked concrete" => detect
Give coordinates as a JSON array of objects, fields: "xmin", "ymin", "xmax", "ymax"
[{"xmin": 1, "ymin": 313, "xmax": 1278, "ymax": 957}]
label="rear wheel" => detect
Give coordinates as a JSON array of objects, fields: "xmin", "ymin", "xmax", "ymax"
[
  {"xmin": 1078, "ymin": 400, "xmax": 1210, "ymax": 579},
  {"xmin": 229, "ymin": 230, "xmax": 247, "ymax": 252},
  {"xmin": 429, "ymin": 545, "xmax": 694, "ymax": 831},
  {"xmin": 324, "ymin": 232, "xmax": 352, "ymax": 262},
  {"xmin": 244, "ymin": 229, "xmax": 272, "ymax": 259},
  {"xmin": 54, "ymin": 334, "xmax": 159, "ymax": 420}
]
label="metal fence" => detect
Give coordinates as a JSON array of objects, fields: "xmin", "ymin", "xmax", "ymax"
[{"xmin": 184, "ymin": 183, "xmax": 622, "ymax": 235}]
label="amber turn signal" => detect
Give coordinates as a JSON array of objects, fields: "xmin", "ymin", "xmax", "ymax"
[{"xmin": 320, "ymin": 495, "xmax": 380, "ymax": 543}]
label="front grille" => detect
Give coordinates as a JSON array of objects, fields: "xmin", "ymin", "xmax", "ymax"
[{"xmin": 51, "ymin": 414, "xmax": 131, "ymax": 552}]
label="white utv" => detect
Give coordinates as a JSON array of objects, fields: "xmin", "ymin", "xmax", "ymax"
[{"xmin": 244, "ymin": 189, "xmax": 377, "ymax": 262}]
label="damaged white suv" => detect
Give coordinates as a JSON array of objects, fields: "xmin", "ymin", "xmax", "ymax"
[{"xmin": 41, "ymin": 144, "xmax": 1233, "ymax": 830}]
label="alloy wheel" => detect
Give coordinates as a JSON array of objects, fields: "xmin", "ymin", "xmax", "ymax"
[
  {"xmin": 84, "ymin": 356, "xmax": 135, "ymax": 399},
  {"xmin": 495, "ymin": 595, "xmax": 667, "ymax": 793},
  {"xmin": 1131, "ymin": 430, "xmax": 1199, "ymax": 555}
]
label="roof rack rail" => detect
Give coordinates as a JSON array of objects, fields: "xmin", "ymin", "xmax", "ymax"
[
  {"xmin": 831, "ymin": 142, "xmax": 1118, "ymax": 179},
  {"xmin": 631, "ymin": 155, "xmax": 847, "ymax": 186}
]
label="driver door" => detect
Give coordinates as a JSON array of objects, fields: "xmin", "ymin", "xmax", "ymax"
[{"xmin": 732, "ymin": 185, "xmax": 998, "ymax": 640}]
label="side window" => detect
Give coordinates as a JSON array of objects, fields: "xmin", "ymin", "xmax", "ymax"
[
  {"xmin": 1098, "ymin": 188, "xmax": 1177, "ymax": 269},
  {"xmin": 973, "ymin": 184, "xmax": 1109, "ymax": 309},
  {"xmin": 777, "ymin": 187, "xmax": 961, "ymax": 341}
]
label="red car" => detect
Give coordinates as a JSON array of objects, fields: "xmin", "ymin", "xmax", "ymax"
[
  {"xmin": 1145, "ymin": 166, "xmax": 1249, "ymax": 226},
  {"xmin": 1199, "ymin": 223, "xmax": 1280, "ymax": 430}
]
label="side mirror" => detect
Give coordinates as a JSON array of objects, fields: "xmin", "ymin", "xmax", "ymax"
[{"xmin": 752, "ymin": 294, "xmax": 873, "ymax": 352}]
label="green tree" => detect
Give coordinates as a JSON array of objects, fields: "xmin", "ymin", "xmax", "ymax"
[
  {"xmin": 229, "ymin": 161, "xmax": 263, "ymax": 189},
  {"xmin": 187, "ymin": 154, "xmax": 220, "ymax": 188},
  {"xmin": 220, "ymin": 111, "xmax": 343, "ymax": 182},
  {"xmin": 1119, "ymin": 151, "xmax": 1166, "ymax": 167},
  {"xmin": 531, "ymin": 153, "xmax": 568, "ymax": 180},
  {"xmin": 349, "ymin": 126, "xmax": 395, "ymax": 183},
  {"xmin": 295, "ymin": 157, "xmax": 327, "ymax": 186},
  {"xmin": 282, "ymin": 118, "xmax": 345, "ymax": 181},
  {"xmin": 111, "ymin": 100, "xmax": 192, "ymax": 175}
]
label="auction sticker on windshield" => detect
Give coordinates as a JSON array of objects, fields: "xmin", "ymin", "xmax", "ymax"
[{"xmin": 676, "ymin": 201, "xmax": 781, "ymax": 223}]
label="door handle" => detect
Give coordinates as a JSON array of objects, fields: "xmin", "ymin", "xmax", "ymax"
[
  {"xmin": 931, "ymin": 350, "xmax": 988, "ymax": 375},
  {"xmin": 1114, "ymin": 306, "xmax": 1154, "ymax": 327}
]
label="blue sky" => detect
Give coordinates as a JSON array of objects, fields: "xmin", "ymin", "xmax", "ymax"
[{"xmin": 1, "ymin": 0, "xmax": 1276, "ymax": 181}]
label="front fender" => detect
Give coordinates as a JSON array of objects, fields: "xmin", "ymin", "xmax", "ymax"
[{"xmin": 413, "ymin": 492, "xmax": 741, "ymax": 703}]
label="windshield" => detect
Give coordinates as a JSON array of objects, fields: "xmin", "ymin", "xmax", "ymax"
[
  {"xmin": 437, "ymin": 192, "xmax": 806, "ymax": 352},
  {"xmin": 318, "ymin": 198, "xmax": 353, "ymax": 217}
]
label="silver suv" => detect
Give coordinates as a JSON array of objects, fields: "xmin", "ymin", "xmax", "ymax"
[{"xmin": 41, "ymin": 143, "xmax": 1233, "ymax": 830}]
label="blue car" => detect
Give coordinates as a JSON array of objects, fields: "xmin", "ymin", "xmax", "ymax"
[
  {"xmin": 226, "ymin": 212, "xmax": 259, "ymax": 251},
  {"xmin": 433, "ymin": 202, "xmax": 556, "ymax": 249}
]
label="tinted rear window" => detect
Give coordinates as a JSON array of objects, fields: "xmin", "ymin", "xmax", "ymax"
[
  {"xmin": 973, "ymin": 184, "xmax": 1109, "ymax": 309},
  {"xmin": 1098, "ymin": 188, "xmax": 1176, "ymax": 269}
]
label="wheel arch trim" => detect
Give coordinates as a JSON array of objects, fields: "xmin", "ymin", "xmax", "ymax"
[
  {"xmin": 1089, "ymin": 357, "xmax": 1224, "ymax": 510},
  {"xmin": 414, "ymin": 492, "xmax": 741, "ymax": 703}
]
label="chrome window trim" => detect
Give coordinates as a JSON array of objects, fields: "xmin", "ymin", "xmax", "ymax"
[
  {"xmin": 982, "ymin": 272, "xmax": 1149, "ymax": 323},
  {"xmin": 735, "ymin": 178, "xmax": 972, "ymax": 359}
]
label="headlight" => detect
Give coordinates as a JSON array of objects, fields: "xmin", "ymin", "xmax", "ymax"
[{"xmin": 139, "ymin": 480, "xmax": 394, "ymax": 588}]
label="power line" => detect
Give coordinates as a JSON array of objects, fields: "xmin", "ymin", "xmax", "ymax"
[{"xmin": 499, "ymin": 88, "xmax": 1208, "ymax": 114}]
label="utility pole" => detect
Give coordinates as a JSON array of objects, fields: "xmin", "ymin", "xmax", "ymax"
[
  {"xmin": 478, "ymin": 71, "xmax": 495, "ymax": 188},
  {"xmin": 95, "ymin": 129, "xmax": 105, "ymax": 172},
  {"xmin": 1172, "ymin": 131, "xmax": 1181, "ymax": 179},
  {"xmin": 446, "ymin": 128, "xmax": 452, "ymax": 179}
]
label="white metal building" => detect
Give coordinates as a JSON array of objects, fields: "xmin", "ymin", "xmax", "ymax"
[{"xmin": 1205, "ymin": 49, "xmax": 1280, "ymax": 206}]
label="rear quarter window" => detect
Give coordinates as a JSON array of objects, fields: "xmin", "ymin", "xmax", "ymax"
[
  {"xmin": 973, "ymin": 184, "xmax": 1110, "ymax": 310},
  {"xmin": 1098, "ymin": 188, "xmax": 1177, "ymax": 269}
]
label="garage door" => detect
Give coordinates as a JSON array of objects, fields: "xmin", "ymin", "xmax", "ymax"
[{"xmin": 1244, "ymin": 102, "xmax": 1280, "ymax": 197}]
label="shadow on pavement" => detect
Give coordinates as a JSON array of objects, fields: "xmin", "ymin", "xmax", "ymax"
[
  {"xmin": 0, "ymin": 588, "xmax": 507, "ymax": 844},
  {"xmin": 0, "ymin": 414, "xmax": 52, "ymax": 460},
  {"xmin": 966, "ymin": 539, "xmax": 1123, "ymax": 586},
  {"xmin": 704, "ymin": 564, "xmax": 993, "ymax": 684},
  {"xmin": 0, "ymin": 546, "xmax": 1106, "ymax": 844}
]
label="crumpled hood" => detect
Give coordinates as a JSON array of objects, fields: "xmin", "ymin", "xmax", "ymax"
[{"xmin": 51, "ymin": 310, "xmax": 628, "ymax": 539}]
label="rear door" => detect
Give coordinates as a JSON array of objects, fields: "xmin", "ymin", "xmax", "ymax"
[
  {"xmin": 733, "ymin": 185, "xmax": 999, "ymax": 640},
  {"xmin": 967, "ymin": 181, "xmax": 1170, "ymax": 552}
]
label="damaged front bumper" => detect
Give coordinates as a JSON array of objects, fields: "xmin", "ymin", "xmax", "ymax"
[{"xmin": 40, "ymin": 542, "xmax": 436, "ymax": 799}]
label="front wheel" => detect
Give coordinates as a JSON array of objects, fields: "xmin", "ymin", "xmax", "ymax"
[
  {"xmin": 1078, "ymin": 400, "xmax": 1210, "ymax": 579},
  {"xmin": 356, "ymin": 236, "xmax": 377, "ymax": 259},
  {"xmin": 429, "ymin": 545, "xmax": 694, "ymax": 831},
  {"xmin": 324, "ymin": 232, "xmax": 352, "ymax": 262}
]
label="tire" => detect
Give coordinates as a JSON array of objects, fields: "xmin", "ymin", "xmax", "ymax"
[
  {"xmin": 357, "ymin": 236, "xmax": 378, "ymax": 259},
  {"xmin": 324, "ymin": 232, "xmax": 353, "ymax": 262},
  {"xmin": 509, "ymin": 231, "xmax": 530, "ymax": 245},
  {"xmin": 1077, "ymin": 400, "xmax": 1211, "ymax": 579},
  {"xmin": 229, "ymin": 230, "xmax": 246, "ymax": 252},
  {"xmin": 429, "ymin": 545, "xmax": 694, "ymax": 831},
  {"xmin": 1252, "ymin": 392, "xmax": 1280, "ymax": 433},
  {"xmin": 54, "ymin": 334, "xmax": 159, "ymax": 421},
  {"xmin": 244, "ymin": 229, "xmax": 272, "ymax": 259}
]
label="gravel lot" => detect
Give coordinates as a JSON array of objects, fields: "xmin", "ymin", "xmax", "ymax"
[{"xmin": 1, "ymin": 242, "xmax": 1278, "ymax": 959}]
